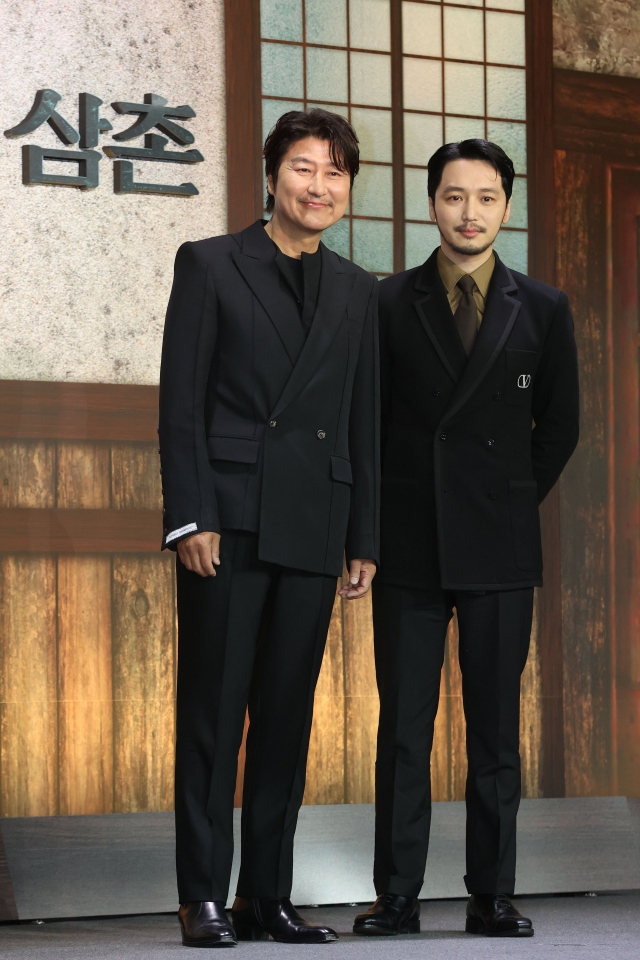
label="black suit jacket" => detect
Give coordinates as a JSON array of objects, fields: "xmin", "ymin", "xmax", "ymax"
[
  {"xmin": 378, "ymin": 249, "xmax": 579, "ymax": 591},
  {"xmin": 158, "ymin": 220, "xmax": 379, "ymax": 577}
]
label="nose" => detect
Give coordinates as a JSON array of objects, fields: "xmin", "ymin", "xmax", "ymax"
[
  {"xmin": 308, "ymin": 170, "xmax": 325, "ymax": 196},
  {"xmin": 462, "ymin": 200, "xmax": 478, "ymax": 221}
]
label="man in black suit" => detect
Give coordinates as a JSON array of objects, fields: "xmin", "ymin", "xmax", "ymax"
[
  {"xmin": 353, "ymin": 140, "xmax": 579, "ymax": 939},
  {"xmin": 159, "ymin": 109, "xmax": 379, "ymax": 947}
]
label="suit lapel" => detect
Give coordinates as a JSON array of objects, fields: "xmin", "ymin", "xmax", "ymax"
[
  {"xmin": 413, "ymin": 251, "xmax": 467, "ymax": 384},
  {"xmin": 270, "ymin": 244, "xmax": 355, "ymax": 420},
  {"xmin": 441, "ymin": 254, "xmax": 521, "ymax": 424},
  {"xmin": 231, "ymin": 220, "xmax": 306, "ymax": 365}
]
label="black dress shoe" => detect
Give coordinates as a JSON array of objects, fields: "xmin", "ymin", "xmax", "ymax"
[
  {"xmin": 353, "ymin": 894, "xmax": 420, "ymax": 936},
  {"xmin": 232, "ymin": 898, "xmax": 338, "ymax": 943},
  {"xmin": 178, "ymin": 901, "xmax": 237, "ymax": 947},
  {"xmin": 465, "ymin": 894, "xmax": 534, "ymax": 937}
]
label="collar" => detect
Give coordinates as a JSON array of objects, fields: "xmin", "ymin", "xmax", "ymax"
[{"xmin": 436, "ymin": 247, "xmax": 496, "ymax": 298}]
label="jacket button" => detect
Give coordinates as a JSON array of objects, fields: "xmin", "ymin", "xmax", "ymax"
[
  {"xmin": 487, "ymin": 438, "xmax": 495, "ymax": 446},
  {"xmin": 488, "ymin": 491, "xmax": 497, "ymax": 500},
  {"xmin": 439, "ymin": 432, "xmax": 447, "ymax": 441},
  {"xmin": 432, "ymin": 390, "xmax": 441, "ymax": 398},
  {"xmin": 317, "ymin": 429, "xmax": 326, "ymax": 439},
  {"xmin": 493, "ymin": 392, "xmax": 502, "ymax": 400},
  {"xmin": 269, "ymin": 420, "xmax": 277, "ymax": 428}
]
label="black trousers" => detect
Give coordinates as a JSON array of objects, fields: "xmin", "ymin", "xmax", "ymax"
[
  {"xmin": 372, "ymin": 581, "xmax": 534, "ymax": 897},
  {"xmin": 175, "ymin": 531, "xmax": 337, "ymax": 903}
]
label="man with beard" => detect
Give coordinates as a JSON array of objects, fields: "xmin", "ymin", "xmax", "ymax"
[
  {"xmin": 159, "ymin": 109, "xmax": 379, "ymax": 947},
  {"xmin": 353, "ymin": 140, "xmax": 579, "ymax": 938}
]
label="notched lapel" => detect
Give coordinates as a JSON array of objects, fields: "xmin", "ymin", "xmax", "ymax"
[
  {"xmin": 442, "ymin": 257, "xmax": 521, "ymax": 424},
  {"xmin": 270, "ymin": 245, "xmax": 355, "ymax": 420},
  {"xmin": 413, "ymin": 254, "xmax": 467, "ymax": 384},
  {"xmin": 231, "ymin": 223, "xmax": 305, "ymax": 365}
]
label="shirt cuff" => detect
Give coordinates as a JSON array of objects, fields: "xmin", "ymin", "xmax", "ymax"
[{"xmin": 165, "ymin": 522, "xmax": 198, "ymax": 544}]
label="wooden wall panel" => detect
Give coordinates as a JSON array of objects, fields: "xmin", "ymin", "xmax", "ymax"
[
  {"xmin": 343, "ymin": 590, "xmax": 378, "ymax": 805},
  {"xmin": 57, "ymin": 443, "xmax": 111, "ymax": 509},
  {"xmin": 0, "ymin": 556, "xmax": 58, "ymax": 817},
  {"xmin": 304, "ymin": 593, "xmax": 345, "ymax": 805},
  {"xmin": 112, "ymin": 556, "xmax": 176, "ymax": 812},
  {"xmin": 57, "ymin": 556, "xmax": 113, "ymax": 815},
  {"xmin": 0, "ymin": 440, "xmax": 55, "ymax": 508},
  {"xmin": 111, "ymin": 443, "xmax": 162, "ymax": 510},
  {"xmin": 521, "ymin": 593, "xmax": 543, "ymax": 799},
  {"xmin": 431, "ymin": 619, "xmax": 467, "ymax": 802},
  {"xmin": 555, "ymin": 149, "xmax": 611, "ymax": 797}
]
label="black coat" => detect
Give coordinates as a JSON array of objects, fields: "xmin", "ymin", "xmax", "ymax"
[
  {"xmin": 378, "ymin": 250, "xmax": 579, "ymax": 591},
  {"xmin": 158, "ymin": 219, "xmax": 379, "ymax": 577}
]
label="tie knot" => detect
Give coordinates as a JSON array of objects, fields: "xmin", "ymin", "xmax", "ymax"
[{"xmin": 457, "ymin": 274, "xmax": 476, "ymax": 295}]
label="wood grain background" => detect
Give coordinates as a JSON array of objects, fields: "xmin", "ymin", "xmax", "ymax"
[{"xmin": 0, "ymin": 418, "xmax": 544, "ymax": 816}]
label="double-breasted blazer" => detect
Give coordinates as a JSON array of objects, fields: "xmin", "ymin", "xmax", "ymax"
[
  {"xmin": 378, "ymin": 249, "xmax": 579, "ymax": 591},
  {"xmin": 158, "ymin": 219, "xmax": 379, "ymax": 577}
]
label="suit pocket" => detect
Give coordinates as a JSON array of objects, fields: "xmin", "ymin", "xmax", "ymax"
[
  {"xmin": 508, "ymin": 480, "xmax": 542, "ymax": 571},
  {"xmin": 207, "ymin": 436, "xmax": 260, "ymax": 463},
  {"xmin": 331, "ymin": 455, "xmax": 352, "ymax": 484},
  {"xmin": 504, "ymin": 348, "xmax": 538, "ymax": 407}
]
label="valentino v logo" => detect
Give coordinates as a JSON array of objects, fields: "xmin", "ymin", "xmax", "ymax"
[{"xmin": 517, "ymin": 374, "xmax": 531, "ymax": 389}]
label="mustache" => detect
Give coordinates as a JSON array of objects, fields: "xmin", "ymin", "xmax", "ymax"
[
  {"xmin": 454, "ymin": 224, "xmax": 487, "ymax": 234},
  {"xmin": 298, "ymin": 195, "xmax": 333, "ymax": 207}
]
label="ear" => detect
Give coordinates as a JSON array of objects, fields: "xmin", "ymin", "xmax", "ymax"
[
  {"xmin": 429, "ymin": 195, "xmax": 437, "ymax": 223},
  {"xmin": 502, "ymin": 197, "xmax": 512, "ymax": 225},
  {"xmin": 266, "ymin": 173, "xmax": 275, "ymax": 198}
]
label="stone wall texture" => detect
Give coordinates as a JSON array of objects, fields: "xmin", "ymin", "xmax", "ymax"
[
  {"xmin": 0, "ymin": 0, "xmax": 226, "ymax": 385},
  {"xmin": 554, "ymin": 0, "xmax": 640, "ymax": 78}
]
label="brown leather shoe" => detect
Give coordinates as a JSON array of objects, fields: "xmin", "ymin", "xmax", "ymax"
[
  {"xmin": 465, "ymin": 894, "xmax": 534, "ymax": 937},
  {"xmin": 178, "ymin": 901, "xmax": 237, "ymax": 947}
]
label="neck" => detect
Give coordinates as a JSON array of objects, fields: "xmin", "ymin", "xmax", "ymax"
[
  {"xmin": 439, "ymin": 236, "xmax": 494, "ymax": 274},
  {"xmin": 264, "ymin": 213, "xmax": 322, "ymax": 258}
]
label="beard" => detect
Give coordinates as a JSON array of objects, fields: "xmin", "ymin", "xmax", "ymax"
[
  {"xmin": 444, "ymin": 224, "xmax": 494, "ymax": 257},
  {"xmin": 447, "ymin": 234, "xmax": 494, "ymax": 257}
]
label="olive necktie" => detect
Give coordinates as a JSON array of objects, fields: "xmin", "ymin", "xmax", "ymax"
[{"xmin": 455, "ymin": 274, "xmax": 478, "ymax": 356}]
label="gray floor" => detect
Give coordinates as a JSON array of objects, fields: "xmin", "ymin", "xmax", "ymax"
[
  {"xmin": 1, "ymin": 894, "xmax": 639, "ymax": 960},
  {"xmin": 4, "ymin": 798, "xmax": 639, "ymax": 919}
]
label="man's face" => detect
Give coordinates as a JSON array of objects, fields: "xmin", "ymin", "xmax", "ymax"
[
  {"xmin": 429, "ymin": 159, "xmax": 511, "ymax": 258},
  {"xmin": 268, "ymin": 136, "xmax": 351, "ymax": 233}
]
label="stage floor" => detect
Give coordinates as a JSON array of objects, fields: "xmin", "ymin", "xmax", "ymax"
[{"xmin": 1, "ymin": 893, "xmax": 639, "ymax": 959}]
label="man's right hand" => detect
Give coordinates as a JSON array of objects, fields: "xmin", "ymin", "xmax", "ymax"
[{"xmin": 177, "ymin": 531, "xmax": 221, "ymax": 577}]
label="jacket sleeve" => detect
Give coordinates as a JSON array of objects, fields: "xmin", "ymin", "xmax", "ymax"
[
  {"xmin": 158, "ymin": 241, "xmax": 219, "ymax": 549},
  {"xmin": 345, "ymin": 276, "xmax": 380, "ymax": 566},
  {"xmin": 531, "ymin": 290, "xmax": 580, "ymax": 503}
]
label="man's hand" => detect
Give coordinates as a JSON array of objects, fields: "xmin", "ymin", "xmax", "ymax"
[
  {"xmin": 177, "ymin": 531, "xmax": 221, "ymax": 577},
  {"xmin": 338, "ymin": 559, "xmax": 377, "ymax": 599}
]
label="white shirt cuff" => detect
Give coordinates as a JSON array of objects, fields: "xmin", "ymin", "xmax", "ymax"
[{"xmin": 165, "ymin": 522, "xmax": 198, "ymax": 544}]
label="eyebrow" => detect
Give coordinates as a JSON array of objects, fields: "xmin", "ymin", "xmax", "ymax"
[
  {"xmin": 442, "ymin": 185, "xmax": 500, "ymax": 194},
  {"xmin": 289, "ymin": 155, "xmax": 342, "ymax": 169}
]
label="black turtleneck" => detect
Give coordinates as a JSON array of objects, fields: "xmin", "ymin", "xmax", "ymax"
[{"xmin": 274, "ymin": 243, "xmax": 322, "ymax": 332}]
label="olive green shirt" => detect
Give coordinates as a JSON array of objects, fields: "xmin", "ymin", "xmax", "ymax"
[{"xmin": 437, "ymin": 247, "xmax": 496, "ymax": 329}]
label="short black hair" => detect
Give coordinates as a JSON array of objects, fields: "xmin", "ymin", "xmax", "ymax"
[
  {"xmin": 427, "ymin": 139, "xmax": 515, "ymax": 203},
  {"xmin": 263, "ymin": 108, "xmax": 360, "ymax": 213}
]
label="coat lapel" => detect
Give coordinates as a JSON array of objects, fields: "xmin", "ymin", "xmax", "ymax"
[
  {"xmin": 231, "ymin": 220, "xmax": 306, "ymax": 365},
  {"xmin": 270, "ymin": 244, "xmax": 355, "ymax": 420},
  {"xmin": 413, "ymin": 251, "xmax": 468, "ymax": 384},
  {"xmin": 441, "ymin": 254, "xmax": 521, "ymax": 424}
]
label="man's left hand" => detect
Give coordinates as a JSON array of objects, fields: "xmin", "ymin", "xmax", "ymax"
[{"xmin": 338, "ymin": 559, "xmax": 377, "ymax": 599}]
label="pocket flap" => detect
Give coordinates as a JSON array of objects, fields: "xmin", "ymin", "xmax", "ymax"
[
  {"xmin": 207, "ymin": 436, "xmax": 260, "ymax": 463},
  {"xmin": 331, "ymin": 455, "xmax": 352, "ymax": 484}
]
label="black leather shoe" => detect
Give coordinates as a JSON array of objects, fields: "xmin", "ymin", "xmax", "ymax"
[
  {"xmin": 353, "ymin": 894, "xmax": 420, "ymax": 936},
  {"xmin": 178, "ymin": 901, "xmax": 237, "ymax": 947},
  {"xmin": 232, "ymin": 898, "xmax": 338, "ymax": 943},
  {"xmin": 465, "ymin": 894, "xmax": 534, "ymax": 937}
]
